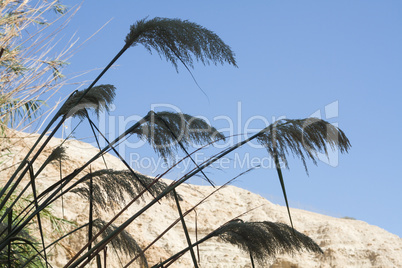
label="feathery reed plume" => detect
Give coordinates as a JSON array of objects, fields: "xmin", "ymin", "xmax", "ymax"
[
  {"xmin": 125, "ymin": 17, "xmax": 237, "ymax": 71},
  {"xmin": 211, "ymin": 220, "xmax": 322, "ymax": 265},
  {"xmin": 153, "ymin": 219, "xmax": 322, "ymax": 268},
  {"xmin": 132, "ymin": 111, "xmax": 225, "ymax": 161},
  {"xmin": 257, "ymin": 118, "xmax": 351, "ymax": 173},
  {"xmin": 71, "ymin": 169, "xmax": 179, "ymax": 213},
  {"xmin": 92, "ymin": 219, "xmax": 148, "ymax": 268},
  {"xmin": 58, "ymin": 85, "xmax": 116, "ymax": 119},
  {"xmin": 256, "ymin": 118, "xmax": 351, "ymax": 231}
]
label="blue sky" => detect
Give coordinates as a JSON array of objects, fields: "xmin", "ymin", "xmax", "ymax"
[{"xmin": 46, "ymin": 1, "xmax": 402, "ymax": 237}]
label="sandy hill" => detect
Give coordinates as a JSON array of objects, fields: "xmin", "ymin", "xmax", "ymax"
[{"xmin": 1, "ymin": 131, "xmax": 401, "ymax": 267}]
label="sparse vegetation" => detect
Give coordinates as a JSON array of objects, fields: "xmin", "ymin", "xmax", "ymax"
[
  {"xmin": 0, "ymin": 0, "xmax": 72, "ymax": 137},
  {"xmin": 341, "ymin": 216, "xmax": 356, "ymax": 220}
]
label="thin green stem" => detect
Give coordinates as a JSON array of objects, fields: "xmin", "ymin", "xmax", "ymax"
[
  {"xmin": 88, "ymin": 168, "xmax": 93, "ymax": 262},
  {"xmin": 28, "ymin": 163, "xmax": 49, "ymax": 268}
]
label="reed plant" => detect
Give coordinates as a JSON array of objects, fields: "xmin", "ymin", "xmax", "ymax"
[
  {"xmin": 0, "ymin": 6, "xmax": 351, "ymax": 267},
  {"xmin": 0, "ymin": 0, "xmax": 75, "ymax": 138}
]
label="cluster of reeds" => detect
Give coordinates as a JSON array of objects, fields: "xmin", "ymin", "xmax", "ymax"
[
  {"xmin": 0, "ymin": 0, "xmax": 76, "ymax": 137},
  {"xmin": 0, "ymin": 8, "xmax": 350, "ymax": 268}
]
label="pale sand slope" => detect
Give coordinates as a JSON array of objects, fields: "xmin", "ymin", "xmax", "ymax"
[{"xmin": 1, "ymin": 131, "xmax": 401, "ymax": 267}]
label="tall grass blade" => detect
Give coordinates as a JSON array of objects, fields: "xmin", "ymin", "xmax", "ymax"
[
  {"xmin": 7, "ymin": 208, "xmax": 11, "ymax": 268},
  {"xmin": 96, "ymin": 254, "xmax": 101, "ymax": 268},
  {"xmin": 249, "ymin": 251, "xmax": 255, "ymax": 268},
  {"xmin": 28, "ymin": 163, "xmax": 49, "ymax": 268},
  {"xmin": 274, "ymin": 153, "xmax": 294, "ymax": 230},
  {"xmin": 85, "ymin": 112, "xmax": 108, "ymax": 168},
  {"xmin": 88, "ymin": 169, "xmax": 93, "ymax": 262},
  {"xmin": 173, "ymin": 189, "xmax": 198, "ymax": 268},
  {"xmin": 103, "ymin": 247, "xmax": 108, "ymax": 268},
  {"xmin": 194, "ymin": 210, "xmax": 200, "ymax": 263}
]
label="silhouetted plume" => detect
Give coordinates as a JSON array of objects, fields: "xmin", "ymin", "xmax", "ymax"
[
  {"xmin": 257, "ymin": 118, "xmax": 351, "ymax": 174},
  {"xmin": 125, "ymin": 17, "xmax": 237, "ymax": 71},
  {"xmin": 58, "ymin": 84, "xmax": 116, "ymax": 119},
  {"xmin": 132, "ymin": 111, "xmax": 225, "ymax": 161},
  {"xmin": 71, "ymin": 169, "xmax": 180, "ymax": 213},
  {"xmin": 210, "ymin": 220, "xmax": 322, "ymax": 265}
]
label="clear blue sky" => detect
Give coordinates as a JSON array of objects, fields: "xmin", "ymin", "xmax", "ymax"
[{"xmin": 47, "ymin": 1, "xmax": 402, "ymax": 237}]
